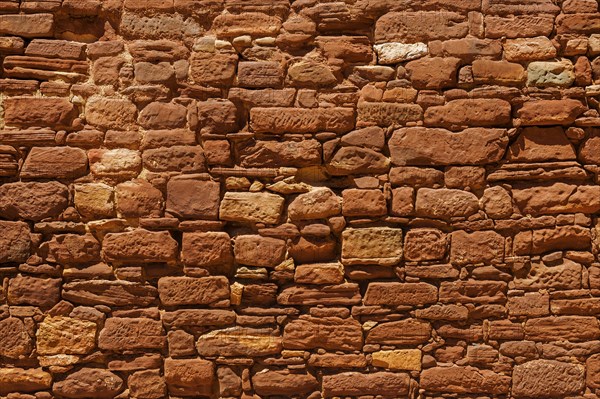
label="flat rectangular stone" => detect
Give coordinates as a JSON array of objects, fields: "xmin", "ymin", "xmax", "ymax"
[{"xmin": 250, "ymin": 107, "xmax": 355, "ymax": 134}]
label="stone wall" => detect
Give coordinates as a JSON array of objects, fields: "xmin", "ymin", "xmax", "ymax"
[{"xmin": 1, "ymin": 0, "xmax": 600, "ymax": 398}]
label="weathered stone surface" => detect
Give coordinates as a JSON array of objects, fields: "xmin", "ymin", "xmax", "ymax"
[
  {"xmin": 86, "ymin": 98, "xmax": 137, "ymax": 129},
  {"xmin": 239, "ymin": 139, "xmax": 321, "ymax": 168},
  {"xmin": 524, "ymin": 316, "xmax": 600, "ymax": 341},
  {"xmin": 278, "ymin": 284, "xmax": 361, "ymax": 306},
  {"xmin": 197, "ymin": 327, "xmax": 282, "ymax": 357},
  {"xmin": 0, "ymin": 181, "xmax": 68, "ymax": 221},
  {"xmin": 283, "ymin": 316, "xmax": 362, "ymax": 351},
  {"xmin": 472, "ymin": 60, "xmax": 526, "ymax": 85},
  {"xmin": 518, "ymin": 99, "xmax": 586, "ymax": 125},
  {"xmin": 424, "ymin": 99, "xmax": 512, "ymax": 129},
  {"xmin": 103, "ymin": 229, "xmax": 178, "ymax": 263},
  {"xmin": 513, "ymin": 183, "xmax": 600, "ymax": 215},
  {"xmin": 0, "ymin": 221, "xmax": 31, "ymax": 263},
  {"xmin": 53, "ymin": 368, "xmax": 123, "ymax": 399},
  {"xmin": 389, "ymin": 127, "xmax": 509, "ymax": 166},
  {"xmin": 527, "ymin": 60, "xmax": 575, "ymax": 87},
  {"xmin": 166, "ymin": 178, "xmax": 219, "ymax": 220},
  {"xmin": 440, "ymin": 280, "xmax": 506, "ymax": 304},
  {"xmin": 342, "ymin": 227, "xmax": 403, "ymax": 266},
  {"xmin": 450, "ymin": 230, "xmax": 505, "ymax": 265},
  {"xmin": 342, "ymin": 188, "xmax": 386, "ymax": 217},
  {"xmin": 288, "ymin": 59, "xmax": 337, "ymax": 87},
  {"xmin": 415, "ymin": 188, "xmax": 479, "ymax": 219},
  {"xmin": 234, "ymin": 235, "xmax": 286, "ymax": 267},
  {"xmin": 366, "ymin": 319, "xmax": 432, "ymax": 345},
  {"xmin": 89, "ymin": 148, "xmax": 142, "ymax": 181},
  {"xmin": 164, "ymin": 358, "xmax": 214, "ymax": 397},
  {"xmin": 294, "ymin": 263, "xmax": 344, "ymax": 285},
  {"xmin": 374, "ymin": 42, "xmax": 428, "ymax": 64},
  {"xmin": 62, "ymin": 280, "xmax": 157, "ymax": 307},
  {"xmin": 375, "ymin": 11, "xmax": 468, "ymax": 43},
  {"xmin": 357, "ymin": 102, "xmax": 423, "ymax": 126},
  {"xmin": 182, "ymin": 232, "xmax": 233, "ymax": 270},
  {"xmin": 139, "ymin": 101, "xmax": 187, "ymax": 129},
  {"xmin": 507, "ymin": 127, "xmax": 576, "ymax": 162},
  {"xmin": 327, "ymin": 146, "xmax": 391, "ymax": 175},
  {"xmin": 421, "ymin": 366, "xmax": 510, "ymax": 394},
  {"xmin": 406, "ymin": 57, "xmax": 461, "ymax": 89},
  {"xmin": 372, "ymin": 349, "xmax": 422, "ymax": 371},
  {"xmin": 579, "ymin": 134, "xmax": 600, "ymax": 164},
  {"xmin": 252, "ymin": 370, "xmax": 319, "ymax": 396},
  {"xmin": 219, "ymin": 192, "xmax": 284, "ymax": 224},
  {"xmin": 162, "ymin": 309, "xmax": 236, "ymax": 328},
  {"xmin": 21, "ymin": 147, "xmax": 87, "ymax": 179},
  {"xmin": 37, "ymin": 316, "xmax": 96, "ymax": 355},
  {"xmin": 0, "ymin": 14, "xmax": 54, "ymax": 38},
  {"xmin": 323, "ymin": 372, "xmax": 410, "ymax": 397},
  {"xmin": 0, "ymin": 317, "xmax": 32, "ymax": 358},
  {"xmin": 128, "ymin": 369, "xmax": 166, "ymax": 399},
  {"xmin": 514, "ymin": 226, "xmax": 592, "ymax": 255},
  {"xmin": 8, "ymin": 275, "xmax": 60, "ymax": 308},
  {"xmin": 144, "ymin": 146, "xmax": 206, "ymax": 173},
  {"xmin": 99, "ymin": 318, "xmax": 165, "ymax": 351},
  {"xmin": 116, "ymin": 179, "xmax": 163, "ymax": 218},
  {"xmin": 158, "ymin": 276, "xmax": 230, "ymax": 306},
  {"xmin": 364, "ymin": 282, "xmax": 437, "ymax": 306},
  {"xmin": 250, "ymin": 107, "xmax": 354, "ymax": 134},
  {"xmin": 0, "ymin": 368, "xmax": 52, "ymax": 395},
  {"xmin": 404, "ymin": 228, "xmax": 447, "ymax": 261},
  {"xmin": 74, "ymin": 183, "xmax": 115, "ymax": 219},
  {"xmin": 288, "ymin": 187, "xmax": 341, "ymax": 220},
  {"xmin": 4, "ymin": 97, "xmax": 76, "ymax": 128},
  {"xmin": 512, "ymin": 360, "xmax": 584, "ymax": 398}
]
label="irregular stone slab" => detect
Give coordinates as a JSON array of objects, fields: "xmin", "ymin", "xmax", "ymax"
[
  {"xmin": 294, "ymin": 263, "xmax": 344, "ymax": 285},
  {"xmin": 0, "ymin": 368, "xmax": 52, "ymax": 395},
  {"xmin": 421, "ymin": 366, "xmax": 510, "ymax": 394},
  {"xmin": 0, "ymin": 317, "xmax": 32, "ymax": 358},
  {"xmin": 507, "ymin": 127, "xmax": 576, "ymax": 162},
  {"xmin": 164, "ymin": 358, "xmax": 214, "ymax": 396},
  {"xmin": 190, "ymin": 52, "xmax": 237, "ymax": 86},
  {"xmin": 0, "ymin": 14, "xmax": 54, "ymax": 38},
  {"xmin": 424, "ymin": 99, "xmax": 512, "ymax": 129},
  {"xmin": 440, "ymin": 280, "xmax": 506, "ymax": 304},
  {"xmin": 8, "ymin": 275, "xmax": 60, "ymax": 308},
  {"xmin": 512, "ymin": 183, "xmax": 600, "ymax": 215},
  {"xmin": 287, "ymin": 59, "xmax": 337, "ymax": 88},
  {"xmin": 323, "ymin": 372, "xmax": 410, "ymax": 397},
  {"xmin": 253, "ymin": 370, "xmax": 319, "ymax": 396},
  {"xmin": 579, "ymin": 134, "xmax": 600, "ymax": 164},
  {"xmin": 374, "ymin": 42, "xmax": 428, "ymax": 64},
  {"xmin": 327, "ymin": 146, "xmax": 391, "ymax": 175},
  {"xmin": 99, "ymin": 318, "xmax": 165, "ymax": 351},
  {"xmin": 357, "ymin": 102, "xmax": 423, "ymax": 126},
  {"xmin": 517, "ymin": 99, "xmax": 586, "ymax": 125},
  {"xmin": 36, "ymin": 316, "xmax": 96, "ymax": 355},
  {"xmin": 197, "ymin": 327, "xmax": 282, "ymax": 357},
  {"xmin": 404, "ymin": 228, "xmax": 447, "ymax": 261},
  {"xmin": 0, "ymin": 221, "xmax": 31, "ymax": 263},
  {"xmin": 283, "ymin": 316, "xmax": 363, "ymax": 351},
  {"xmin": 415, "ymin": 188, "xmax": 479, "ymax": 219},
  {"xmin": 364, "ymin": 282, "xmax": 437, "ymax": 306},
  {"xmin": 288, "ymin": 187, "xmax": 341, "ymax": 220},
  {"xmin": 166, "ymin": 178, "xmax": 220, "ymax": 220},
  {"xmin": 102, "ymin": 229, "xmax": 178, "ymax": 263},
  {"xmin": 389, "ymin": 127, "xmax": 508, "ymax": 166},
  {"xmin": 366, "ymin": 319, "xmax": 432, "ymax": 345},
  {"xmin": 342, "ymin": 227, "xmax": 403, "ymax": 266},
  {"xmin": 86, "ymin": 97, "xmax": 137, "ymax": 130},
  {"xmin": 213, "ymin": 12, "xmax": 281, "ymax": 37},
  {"xmin": 219, "ymin": 192, "xmax": 284, "ymax": 224},
  {"xmin": 472, "ymin": 60, "xmax": 526, "ymax": 85},
  {"xmin": 524, "ymin": 316, "xmax": 600, "ymax": 342},
  {"xmin": 514, "ymin": 259, "xmax": 582, "ymax": 290},
  {"xmin": 88, "ymin": 148, "xmax": 142, "ymax": 181},
  {"xmin": 21, "ymin": 147, "xmax": 88, "ymax": 179},
  {"xmin": 514, "ymin": 225, "xmax": 592, "ymax": 255},
  {"xmin": 277, "ymin": 284, "xmax": 361, "ymax": 306},
  {"xmin": 512, "ymin": 360, "xmax": 584, "ymax": 398},
  {"xmin": 26, "ymin": 39, "xmax": 86, "ymax": 60},
  {"xmin": 406, "ymin": 57, "xmax": 461, "ymax": 89},
  {"xmin": 62, "ymin": 280, "xmax": 158, "ymax": 307},
  {"xmin": 250, "ymin": 107, "xmax": 354, "ymax": 134},
  {"xmin": 181, "ymin": 232, "xmax": 233, "ymax": 269},
  {"xmin": 503, "ymin": 36, "xmax": 557, "ymax": 62},
  {"xmin": 450, "ymin": 230, "xmax": 505, "ymax": 265},
  {"xmin": 158, "ymin": 276, "xmax": 230, "ymax": 306},
  {"xmin": 234, "ymin": 235, "xmax": 286, "ymax": 267},
  {"xmin": 375, "ymin": 11, "xmax": 468, "ymax": 43},
  {"xmin": 0, "ymin": 181, "xmax": 68, "ymax": 221},
  {"xmin": 485, "ymin": 15, "xmax": 554, "ymax": 39},
  {"xmin": 4, "ymin": 97, "xmax": 76, "ymax": 128},
  {"xmin": 372, "ymin": 349, "xmax": 422, "ymax": 371},
  {"xmin": 162, "ymin": 309, "xmax": 236, "ymax": 328},
  {"xmin": 138, "ymin": 101, "xmax": 187, "ymax": 130},
  {"xmin": 527, "ymin": 59, "xmax": 575, "ymax": 87},
  {"xmin": 239, "ymin": 139, "xmax": 321, "ymax": 168},
  {"xmin": 53, "ymin": 368, "xmax": 123, "ymax": 399}
]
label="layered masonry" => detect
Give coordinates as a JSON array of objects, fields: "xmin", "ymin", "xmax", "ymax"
[{"xmin": 1, "ymin": 0, "xmax": 600, "ymax": 398}]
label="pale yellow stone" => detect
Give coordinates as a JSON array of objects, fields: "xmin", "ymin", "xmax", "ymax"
[
  {"xmin": 372, "ymin": 349, "xmax": 422, "ymax": 371},
  {"xmin": 74, "ymin": 183, "xmax": 114, "ymax": 219},
  {"xmin": 341, "ymin": 227, "xmax": 403, "ymax": 266},
  {"xmin": 0, "ymin": 368, "xmax": 52, "ymax": 394},
  {"xmin": 36, "ymin": 316, "xmax": 97, "ymax": 355},
  {"xmin": 196, "ymin": 327, "xmax": 282, "ymax": 357},
  {"xmin": 219, "ymin": 192, "xmax": 284, "ymax": 224}
]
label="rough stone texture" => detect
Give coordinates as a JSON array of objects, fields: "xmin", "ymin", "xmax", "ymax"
[{"xmin": 1, "ymin": 2, "xmax": 600, "ymax": 399}]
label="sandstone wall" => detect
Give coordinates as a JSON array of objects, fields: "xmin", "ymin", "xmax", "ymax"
[{"xmin": 1, "ymin": 0, "xmax": 600, "ymax": 398}]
